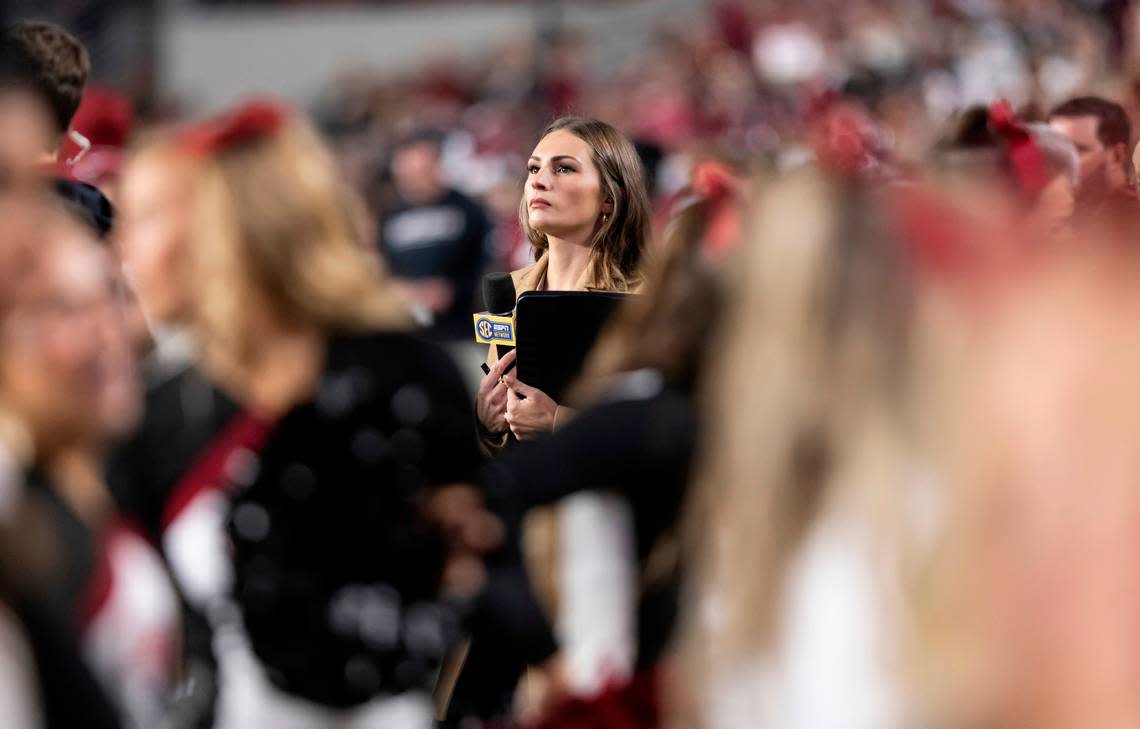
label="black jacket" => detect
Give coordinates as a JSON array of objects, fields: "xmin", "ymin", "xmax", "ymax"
[
  {"xmin": 227, "ymin": 331, "xmax": 483, "ymax": 707},
  {"xmin": 106, "ymin": 363, "xmax": 240, "ymax": 729}
]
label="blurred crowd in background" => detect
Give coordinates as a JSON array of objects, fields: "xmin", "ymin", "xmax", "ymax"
[
  {"xmin": 4, "ymin": 2, "xmax": 1140, "ymax": 729},
  {"xmin": 33, "ymin": 0, "xmax": 1140, "ymax": 341}
]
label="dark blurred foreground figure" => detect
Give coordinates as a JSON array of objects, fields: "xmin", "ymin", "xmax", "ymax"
[
  {"xmin": 109, "ymin": 133, "xmax": 240, "ymax": 729},
  {"xmin": 378, "ymin": 129, "xmax": 492, "ymax": 341},
  {"xmin": 1, "ymin": 20, "xmax": 114, "ymax": 237},
  {"xmin": 158, "ymin": 100, "xmax": 492, "ymax": 728},
  {"xmin": 0, "ymin": 182, "xmax": 128, "ymax": 729}
]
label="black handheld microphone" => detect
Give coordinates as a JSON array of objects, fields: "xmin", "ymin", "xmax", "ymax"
[
  {"xmin": 476, "ymin": 273, "xmax": 517, "ymax": 375},
  {"xmin": 483, "ymin": 272, "xmax": 517, "ymax": 321}
]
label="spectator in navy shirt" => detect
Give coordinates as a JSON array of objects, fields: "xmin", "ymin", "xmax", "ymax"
[{"xmin": 378, "ymin": 129, "xmax": 492, "ymax": 341}]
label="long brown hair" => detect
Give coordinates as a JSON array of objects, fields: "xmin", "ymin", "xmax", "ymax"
[{"xmin": 519, "ymin": 116, "xmax": 651, "ymax": 291}]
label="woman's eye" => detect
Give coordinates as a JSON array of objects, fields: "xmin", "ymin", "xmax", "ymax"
[
  {"xmin": 557, "ymin": 165, "xmax": 574, "ymax": 174},
  {"xmin": 528, "ymin": 165, "xmax": 539, "ymax": 174}
]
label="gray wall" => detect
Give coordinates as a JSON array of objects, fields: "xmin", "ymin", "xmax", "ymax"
[{"xmin": 161, "ymin": 0, "xmax": 706, "ymax": 112}]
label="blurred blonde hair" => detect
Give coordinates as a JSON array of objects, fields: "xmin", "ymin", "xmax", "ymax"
[
  {"xmin": 190, "ymin": 112, "xmax": 409, "ymax": 376},
  {"xmin": 677, "ymin": 169, "xmax": 919, "ymax": 720}
]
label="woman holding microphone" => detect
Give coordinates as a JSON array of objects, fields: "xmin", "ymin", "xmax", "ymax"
[
  {"xmin": 455, "ymin": 117, "xmax": 652, "ymax": 724},
  {"xmin": 476, "ymin": 116, "xmax": 651, "ymax": 448}
]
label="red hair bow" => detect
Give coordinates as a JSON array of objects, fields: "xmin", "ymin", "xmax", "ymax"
[
  {"xmin": 805, "ymin": 96, "xmax": 879, "ymax": 177},
  {"xmin": 691, "ymin": 161, "xmax": 743, "ymax": 260},
  {"xmin": 988, "ymin": 100, "xmax": 1048, "ymax": 197},
  {"xmin": 692, "ymin": 161, "xmax": 739, "ymax": 204},
  {"xmin": 178, "ymin": 99, "xmax": 290, "ymax": 157}
]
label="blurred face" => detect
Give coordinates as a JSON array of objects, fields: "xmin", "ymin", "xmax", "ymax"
[
  {"xmin": 0, "ymin": 89, "xmax": 55, "ymax": 171},
  {"xmin": 1048, "ymin": 114, "xmax": 1126, "ymax": 194},
  {"xmin": 391, "ymin": 141, "xmax": 443, "ymax": 203},
  {"xmin": 0, "ymin": 224, "xmax": 129, "ymax": 454},
  {"xmin": 117, "ymin": 150, "xmax": 195, "ymax": 326},
  {"xmin": 526, "ymin": 129, "xmax": 611, "ymax": 242}
]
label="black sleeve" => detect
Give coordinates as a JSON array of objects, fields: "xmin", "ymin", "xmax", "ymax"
[
  {"xmin": 227, "ymin": 334, "xmax": 484, "ymax": 708},
  {"xmin": 375, "ymin": 212, "xmax": 392, "ymax": 264},
  {"xmin": 487, "ymin": 393, "xmax": 697, "ymax": 511},
  {"xmin": 453, "ymin": 198, "xmax": 493, "ymax": 314},
  {"xmin": 406, "ymin": 336, "xmax": 483, "ymax": 489},
  {"xmin": 15, "ymin": 597, "xmax": 124, "ymax": 729},
  {"xmin": 104, "ymin": 439, "xmax": 153, "ymax": 540}
]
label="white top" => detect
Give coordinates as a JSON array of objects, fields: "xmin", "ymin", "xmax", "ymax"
[
  {"xmin": 707, "ymin": 514, "xmax": 904, "ymax": 729},
  {"xmin": 164, "ymin": 481, "xmax": 433, "ymax": 729},
  {"xmin": 555, "ymin": 369, "xmax": 668, "ymax": 696},
  {"xmin": 0, "ymin": 603, "xmax": 44, "ymax": 729}
]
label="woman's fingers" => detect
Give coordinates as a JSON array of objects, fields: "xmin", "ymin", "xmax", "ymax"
[
  {"xmin": 479, "ymin": 349, "xmax": 517, "ymax": 396},
  {"xmin": 489, "ymin": 348, "xmax": 517, "ymax": 379}
]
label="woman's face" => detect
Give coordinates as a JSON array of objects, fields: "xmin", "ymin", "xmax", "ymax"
[
  {"xmin": 525, "ymin": 129, "xmax": 611, "ymax": 241},
  {"xmin": 117, "ymin": 150, "xmax": 195, "ymax": 326},
  {"xmin": 0, "ymin": 223, "xmax": 133, "ymax": 453}
]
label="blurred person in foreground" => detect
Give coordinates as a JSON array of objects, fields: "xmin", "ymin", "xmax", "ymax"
[
  {"xmin": 378, "ymin": 128, "xmax": 492, "ymax": 342},
  {"xmin": 675, "ymin": 165, "xmax": 929, "ymax": 729},
  {"xmin": 1048, "ymin": 96, "xmax": 1136, "ymax": 214},
  {"xmin": 173, "ymin": 99, "xmax": 492, "ymax": 729},
  {"xmin": 0, "ymin": 20, "xmax": 86, "ymax": 170},
  {"xmin": 17, "ymin": 183, "xmax": 176, "ymax": 729},
  {"xmin": 909, "ymin": 197, "xmax": 1140, "ymax": 729},
  {"xmin": 1, "ymin": 20, "xmax": 114, "ymax": 237},
  {"xmin": 0, "ymin": 181, "xmax": 129, "ymax": 729},
  {"xmin": 109, "ymin": 131, "xmax": 242, "ymax": 729}
]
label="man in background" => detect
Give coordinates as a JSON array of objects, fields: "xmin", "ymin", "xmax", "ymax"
[
  {"xmin": 378, "ymin": 129, "xmax": 492, "ymax": 341},
  {"xmin": 1048, "ymin": 95, "xmax": 1134, "ymax": 212}
]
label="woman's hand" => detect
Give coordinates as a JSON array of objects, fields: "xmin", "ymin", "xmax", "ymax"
[
  {"xmin": 502, "ymin": 372, "xmax": 558, "ymax": 441},
  {"xmin": 476, "ymin": 349, "xmax": 516, "ymax": 435},
  {"xmin": 515, "ymin": 653, "xmax": 570, "ymax": 725},
  {"xmin": 422, "ymin": 483, "xmax": 504, "ymax": 598}
]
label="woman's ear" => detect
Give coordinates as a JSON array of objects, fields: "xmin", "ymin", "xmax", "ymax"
[{"xmin": 601, "ymin": 196, "xmax": 615, "ymax": 216}]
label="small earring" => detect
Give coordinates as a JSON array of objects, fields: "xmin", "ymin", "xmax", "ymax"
[{"xmin": 602, "ymin": 214, "xmax": 609, "ymax": 223}]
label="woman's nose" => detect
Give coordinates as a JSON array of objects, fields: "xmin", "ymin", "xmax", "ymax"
[{"xmin": 530, "ymin": 168, "xmax": 552, "ymax": 189}]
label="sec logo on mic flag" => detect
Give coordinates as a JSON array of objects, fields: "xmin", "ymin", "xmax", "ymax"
[{"xmin": 472, "ymin": 313, "xmax": 516, "ymax": 346}]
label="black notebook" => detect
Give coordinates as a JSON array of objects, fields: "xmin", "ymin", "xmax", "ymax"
[{"xmin": 514, "ymin": 290, "xmax": 633, "ymax": 402}]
